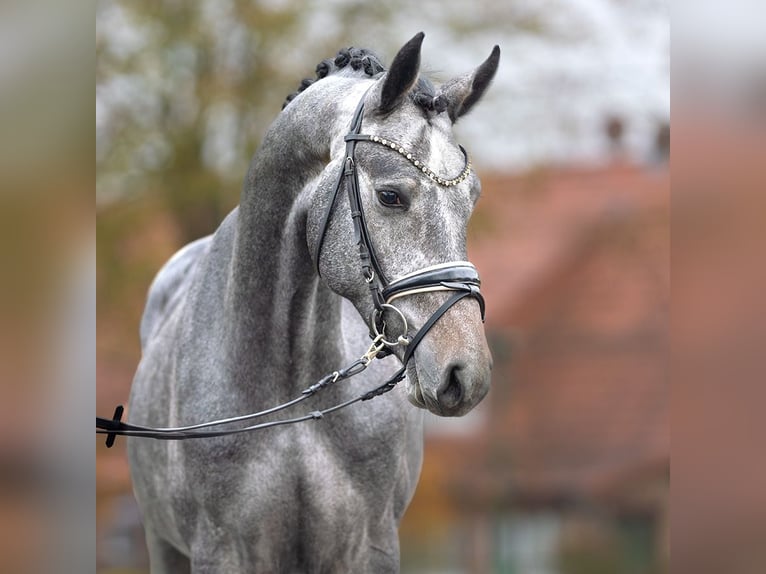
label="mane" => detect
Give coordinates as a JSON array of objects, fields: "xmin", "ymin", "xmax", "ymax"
[{"xmin": 282, "ymin": 46, "xmax": 447, "ymax": 115}]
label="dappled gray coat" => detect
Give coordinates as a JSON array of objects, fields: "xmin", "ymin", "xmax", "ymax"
[{"xmin": 128, "ymin": 33, "xmax": 498, "ymax": 573}]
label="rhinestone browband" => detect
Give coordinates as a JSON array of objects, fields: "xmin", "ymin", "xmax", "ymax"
[{"xmin": 366, "ymin": 135, "xmax": 472, "ymax": 187}]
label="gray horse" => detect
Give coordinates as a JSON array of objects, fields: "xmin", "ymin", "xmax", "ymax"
[{"xmin": 128, "ymin": 33, "xmax": 499, "ymax": 573}]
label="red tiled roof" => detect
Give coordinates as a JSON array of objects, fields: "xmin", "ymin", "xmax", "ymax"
[{"xmin": 469, "ymin": 162, "xmax": 668, "ymax": 329}]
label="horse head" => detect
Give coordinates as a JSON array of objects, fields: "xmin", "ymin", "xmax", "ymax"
[{"xmin": 302, "ymin": 33, "xmax": 500, "ymax": 417}]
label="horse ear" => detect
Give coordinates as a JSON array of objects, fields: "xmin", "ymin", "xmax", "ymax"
[
  {"xmin": 440, "ymin": 45, "xmax": 501, "ymax": 123},
  {"xmin": 378, "ymin": 32, "xmax": 425, "ymax": 114}
]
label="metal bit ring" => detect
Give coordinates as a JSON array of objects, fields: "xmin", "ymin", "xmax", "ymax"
[{"xmin": 372, "ymin": 304, "xmax": 410, "ymax": 347}]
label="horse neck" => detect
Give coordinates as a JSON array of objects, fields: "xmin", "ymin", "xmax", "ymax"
[{"xmin": 227, "ymin": 80, "xmax": 366, "ymax": 394}]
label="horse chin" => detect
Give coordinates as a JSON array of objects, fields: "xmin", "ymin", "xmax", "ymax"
[{"xmin": 404, "ymin": 362, "xmax": 427, "ymax": 409}]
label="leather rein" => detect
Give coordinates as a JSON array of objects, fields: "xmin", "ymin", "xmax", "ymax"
[{"xmin": 96, "ymin": 91, "xmax": 485, "ymax": 447}]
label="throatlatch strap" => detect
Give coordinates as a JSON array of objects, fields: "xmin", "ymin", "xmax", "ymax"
[
  {"xmin": 314, "ymin": 89, "xmax": 388, "ymax": 292},
  {"xmin": 313, "ymin": 167, "xmax": 345, "ymax": 276}
]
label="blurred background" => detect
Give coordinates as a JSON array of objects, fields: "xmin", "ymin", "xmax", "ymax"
[{"xmin": 96, "ymin": 1, "xmax": 669, "ymax": 572}]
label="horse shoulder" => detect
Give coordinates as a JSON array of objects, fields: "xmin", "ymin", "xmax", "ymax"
[{"xmin": 139, "ymin": 235, "xmax": 213, "ymax": 349}]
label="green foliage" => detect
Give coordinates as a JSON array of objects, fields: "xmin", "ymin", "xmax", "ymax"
[
  {"xmin": 97, "ymin": 0, "xmax": 310, "ymax": 321},
  {"xmin": 97, "ymin": 0, "xmax": 306, "ymax": 230}
]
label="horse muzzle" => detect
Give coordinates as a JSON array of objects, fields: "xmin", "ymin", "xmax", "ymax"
[{"xmin": 401, "ymin": 295, "xmax": 492, "ymax": 417}]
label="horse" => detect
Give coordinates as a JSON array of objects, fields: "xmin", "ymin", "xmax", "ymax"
[{"xmin": 127, "ymin": 32, "xmax": 499, "ymax": 573}]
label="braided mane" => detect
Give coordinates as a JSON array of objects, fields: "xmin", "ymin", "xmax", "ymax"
[{"xmin": 282, "ymin": 46, "xmax": 447, "ymax": 114}]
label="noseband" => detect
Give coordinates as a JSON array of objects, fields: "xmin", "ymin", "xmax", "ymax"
[{"xmin": 96, "ymin": 90, "xmax": 485, "ymax": 445}]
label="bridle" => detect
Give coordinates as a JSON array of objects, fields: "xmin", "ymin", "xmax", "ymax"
[
  {"xmin": 314, "ymin": 89, "xmax": 484, "ymax": 347},
  {"xmin": 96, "ymin": 89, "xmax": 485, "ymax": 447}
]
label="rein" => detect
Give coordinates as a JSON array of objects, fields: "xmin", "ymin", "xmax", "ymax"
[{"xmin": 96, "ymin": 89, "xmax": 485, "ymax": 447}]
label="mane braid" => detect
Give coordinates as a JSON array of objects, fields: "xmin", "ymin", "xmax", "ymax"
[
  {"xmin": 282, "ymin": 46, "xmax": 448, "ymax": 115},
  {"xmin": 282, "ymin": 47, "xmax": 386, "ymax": 110}
]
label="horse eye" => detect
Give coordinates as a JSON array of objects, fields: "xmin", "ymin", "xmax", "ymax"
[{"xmin": 377, "ymin": 189, "xmax": 403, "ymax": 207}]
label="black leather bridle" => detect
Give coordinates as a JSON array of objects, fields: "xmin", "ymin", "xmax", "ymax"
[
  {"xmin": 96, "ymin": 90, "xmax": 485, "ymax": 446},
  {"xmin": 314, "ymin": 90, "xmax": 484, "ymax": 345}
]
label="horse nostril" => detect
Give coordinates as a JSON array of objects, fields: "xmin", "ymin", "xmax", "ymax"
[{"xmin": 438, "ymin": 366, "xmax": 464, "ymax": 410}]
